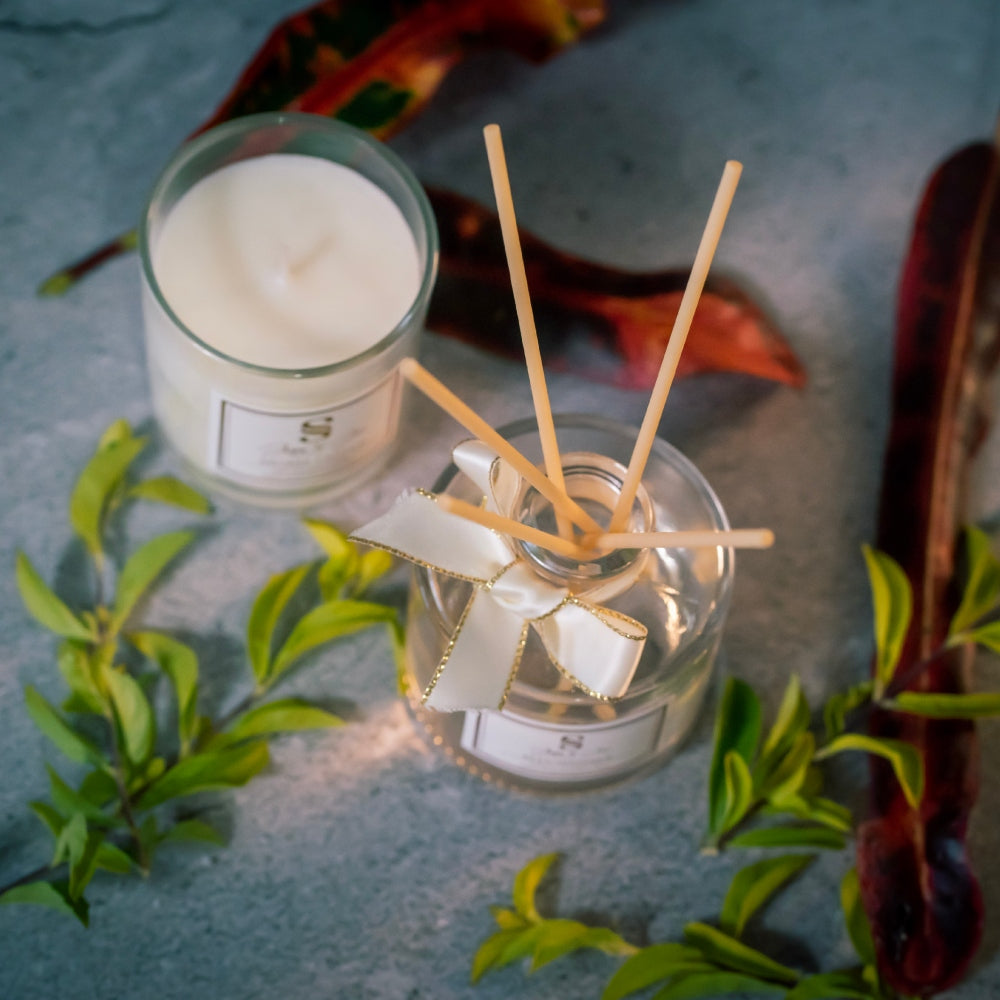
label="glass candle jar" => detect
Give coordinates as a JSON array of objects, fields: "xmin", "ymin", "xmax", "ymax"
[
  {"xmin": 139, "ymin": 112, "xmax": 438, "ymax": 507},
  {"xmin": 404, "ymin": 414, "xmax": 734, "ymax": 793}
]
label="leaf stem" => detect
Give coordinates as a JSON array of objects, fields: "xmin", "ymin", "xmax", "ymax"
[
  {"xmin": 103, "ymin": 708, "xmax": 149, "ymax": 873},
  {"xmin": 0, "ymin": 862, "xmax": 63, "ymax": 897}
]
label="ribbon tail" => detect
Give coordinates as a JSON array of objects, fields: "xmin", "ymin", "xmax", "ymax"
[
  {"xmin": 349, "ymin": 489, "xmax": 511, "ymax": 580},
  {"xmin": 423, "ymin": 591, "xmax": 528, "ymax": 711},
  {"xmin": 533, "ymin": 601, "xmax": 647, "ymax": 700}
]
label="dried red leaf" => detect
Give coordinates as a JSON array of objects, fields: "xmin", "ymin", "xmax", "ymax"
[
  {"xmin": 199, "ymin": 0, "xmax": 605, "ymax": 139},
  {"xmin": 858, "ymin": 135, "xmax": 1000, "ymax": 996},
  {"xmin": 39, "ymin": 0, "xmax": 603, "ymax": 293},
  {"xmin": 427, "ymin": 187, "xmax": 805, "ymax": 388},
  {"xmin": 38, "ymin": 0, "xmax": 803, "ymax": 391}
]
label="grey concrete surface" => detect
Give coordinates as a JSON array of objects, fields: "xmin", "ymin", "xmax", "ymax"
[{"xmin": 1, "ymin": 1, "xmax": 999, "ymax": 997}]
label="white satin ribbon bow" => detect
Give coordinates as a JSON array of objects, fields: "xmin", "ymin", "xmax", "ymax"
[{"xmin": 349, "ymin": 440, "xmax": 647, "ymax": 712}]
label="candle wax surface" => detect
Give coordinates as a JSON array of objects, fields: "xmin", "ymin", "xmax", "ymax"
[{"xmin": 152, "ymin": 154, "xmax": 422, "ymax": 370}]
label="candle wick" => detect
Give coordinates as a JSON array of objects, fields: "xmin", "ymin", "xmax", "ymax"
[{"xmin": 286, "ymin": 237, "xmax": 332, "ymax": 279}]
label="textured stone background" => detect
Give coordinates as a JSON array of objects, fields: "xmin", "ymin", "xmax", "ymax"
[{"xmin": 1, "ymin": 1, "xmax": 999, "ymax": 997}]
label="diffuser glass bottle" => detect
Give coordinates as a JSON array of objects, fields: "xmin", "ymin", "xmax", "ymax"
[{"xmin": 404, "ymin": 414, "xmax": 734, "ymax": 793}]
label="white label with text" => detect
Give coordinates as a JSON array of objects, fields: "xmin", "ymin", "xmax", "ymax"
[
  {"xmin": 209, "ymin": 374, "xmax": 399, "ymax": 486},
  {"xmin": 460, "ymin": 708, "xmax": 666, "ymax": 781}
]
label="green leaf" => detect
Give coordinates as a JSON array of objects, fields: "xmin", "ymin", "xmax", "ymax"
[
  {"xmin": 708, "ymin": 679, "xmax": 762, "ymax": 835},
  {"xmin": 69, "ymin": 428, "xmax": 146, "ymax": 557},
  {"xmin": 303, "ymin": 518, "xmax": 356, "ymax": 561},
  {"xmin": 304, "ymin": 519, "xmax": 359, "ymax": 601},
  {"xmin": 490, "ymin": 905, "xmax": 527, "ymax": 931},
  {"xmin": 269, "ymin": 599, "xmax": 398, "ymax": 682},
  {"xmin": 158, "ymin": 818, "xmax": 226, "ymax": 847},
  {"xmin": 650, "ymin": 971, "xmax": 787, "ymax": 999},
  {"xmin": 840, "ymin": 868, "xmax": 876, "ymax": 966},
  {"xmin": 127, "ymin": 475, "xmax": 212, "ymax": 514},
  {"xmin": 129, "ymin": 631, "xmax": 199, "ymax": 751},
  {"xmin": 79, "ymin": 768, "xmax": 118, "ymax": 807},
  {"xmin": 210, "ymin": 698, "xmax": 343, "ymax": 749},
  {"xmin": 862, "ymin": 545, "xmax": 912, "ymax": 695},
  {"xmin": 719, "ymin": 854, "xmax": 814, "ymax": 939},
  {"xmin": 112, "ymin": 530, "xmax": 196, "ymax": 628},
  {"xmin": 727, "ymin": 825, "xmax": 847, "ymax": 851},
  {"xmin": 603, "ymin": 943, "xmax": 714, "ymax": 1000},
  {"xmin": 354, "ymin": 549, "xmax": 393, "ymax": 595},
  {"xmin": 246, "ymin": 564, "xmax": 311, "ymax": 684},
  {"xmin": 758, "ymin": 675, "xmax": 810, "ymax": 768},
  {"xmin": 317, "ymin": 558, "xmax": 355, "ymax": 603},
  {"xmin": 512, "ymin": 852, "xmax": 558, "ymax": 922},
  {"xmin": 815, "ymin": 734, "xmax": 923, "ymax": 808},
  {"xmin": 954, "ymin": 620, "xmax": 1000, "ymax": 654},
  {"xmin": 529, "ymin": 920, "xmax": 633, "ymax": 970},
  {"xmin": 15, "ymin": 552, "xmax": 95, "ymax": 641},
  {"xmin": 822, "ymin": 681, "xmax": 874, "ymax": 740},
  {"xmin": 52, "ymin": 812, "xmax": 103, "ymax": 900},
  {"xmin": 24, "ymin": 686, "xmax": 106, "ymax": 766},
  {"xmin": 51, "ymin": 810, "xmax": 86, "ymax": 867},
  {"xmin": 886, "ymin": 691, "xmax": 1000, "ymax": 719},
  {"xmin": 949, "ymin": 525, "xmax": 1000, "ymax": 636},
  {"xmin": 682, "ymin": 923, "xmax": 798, "ymax": 985},
  {"xmin": 471, "ymin": 927, "xmax": 537, "ymax": 983},
  {"xmin": 0, "ymin": 879, "xmax": 89, "ymax": 926},
  {"xmin": 137, "ymin": 741, "xmax": 270, "ymax": 810},
  {"xmin": 784, "ymin": 971, "xmax": 877, "ymax": 1000},
  {"xmin": 129, "ymin": 755, "xmax": 166, "ymax": 794},
  {"xmin": 57, "ymin": 640, "xmax": 105, "ymax": 714},
  {"xmin": 46, "ymin": 765, "xmax": 116, "ymax": 828},
  {"xmin": 718, "ymin": 751, "xmax": 755, "ymax": 836},
  {"xmin": 759, "ymin": 731, "xmax": 815, "ymax": 807},
  {"xmin": 106, "ymin": 669, "xmax": 156, "ymax": 767},
  {"xmin": 764, "ymin": 795, "xmax": 854, "ymax": 833},
  {"xmin": 97, "ymin": 419, "xmax": 132, "ymax": 450},
  {"xmin": 29, "ymin": 800, "xmax": 65, "ymax": 838},
  {"xmin": 95, "ymin": 841, "xmax": 134, "ymax": 874},
  {"xmin": 389, "ymin": 616, "xmax": 407, "ymax": 696}
]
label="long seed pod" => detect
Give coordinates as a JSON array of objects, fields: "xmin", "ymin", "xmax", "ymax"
[{"xmin": 858, "ymin": 129, "xmax": 1000, "ymax": 995}]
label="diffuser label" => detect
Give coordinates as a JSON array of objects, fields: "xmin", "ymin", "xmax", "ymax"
[
  {"xmin": 460, "ymin": 708, "xmax": 667, "ymax": 781},
  {"xmin": 209, "ymin": 374, "xmax": 400, "ymax": 486}
]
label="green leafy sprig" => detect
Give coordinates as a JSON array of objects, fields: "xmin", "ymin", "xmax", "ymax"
[
  {"xmin": 472, "ymin": 526, "xmax": 1000, "ymax": 998},
  {"xmin": 473, "ymin": 851, "xmax": 888, "ymax": 999},
  {"xmin": 0, "ymin": 421, "xmax": 401, "ymax": 925},
  {"xmin": 706, "ymin": 528, "xmax": 1000, "ymax": 853}
]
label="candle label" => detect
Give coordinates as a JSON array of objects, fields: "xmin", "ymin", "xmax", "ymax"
[
  {"xmin": 459, "ymin": 707, "xmax": 667, "ymax": 781},
  {"xmin": 209, "ymin": 373, "xmax": 400, "ymax": 486}
]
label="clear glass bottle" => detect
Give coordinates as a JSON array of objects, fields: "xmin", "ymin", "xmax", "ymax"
[{"xmin": 404, "ymin": 414, "xmax": 734, "ymax": 793}]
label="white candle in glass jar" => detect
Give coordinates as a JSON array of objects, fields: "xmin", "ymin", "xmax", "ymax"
[
  {"xmin": 153, "ymin": 154, "xmax": 421, "ymax": 370},
  {"xmin": 139, "ymin": 113, "xmax": 437, "ymax": 507}
]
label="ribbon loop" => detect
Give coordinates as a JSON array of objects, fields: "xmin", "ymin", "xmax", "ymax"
[{"xmin": 349, "ymin": 442, "xmax": 648, "ymax": 711}]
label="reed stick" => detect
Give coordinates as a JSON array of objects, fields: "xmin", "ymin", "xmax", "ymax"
[
  {"xmin": 437, "ymin": 491, "xmax": 773, "ymax": 559},
  {"xmin": 400, "ymin": 358, "xmax": 603, "ymax": 534},
  {"xmin": 483, "ymin": 123, "xmax": 570, "ymax": 538},
  {"xmin": 609, "ymin": 160, "xmax": 743, "ymax": 532}
]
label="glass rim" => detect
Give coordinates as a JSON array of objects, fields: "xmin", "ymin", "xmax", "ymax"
[{"xmin": 138, "ymin": 111, "xmax": 439, "ymax": 380}]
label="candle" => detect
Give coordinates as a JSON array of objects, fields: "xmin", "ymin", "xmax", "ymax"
[
  {"xmin": 139, "ymin": 113, "xmax": 438, "ymax": 507},
  {"xmin": 153, "ymin": 154, "xmax": 421, "ymax": 370}
]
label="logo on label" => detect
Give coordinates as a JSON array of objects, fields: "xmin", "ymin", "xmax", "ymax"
[
  {"xmin": 558, "ymin": 734, "xmax": 585, "ymax": 752},
  {"xmin": 300, "ymin": 416, "xmax": 333, "ymax": 445}
]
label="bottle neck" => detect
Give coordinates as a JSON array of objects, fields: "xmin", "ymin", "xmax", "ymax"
[{"xmin": 509, "ymin": 451, "xmax": 654, "ymax": 600}]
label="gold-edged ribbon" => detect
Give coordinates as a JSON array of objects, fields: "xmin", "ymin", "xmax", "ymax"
[{"xmin": 349, "ymin": 440, "xmax": 647, "ymax": 712}]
